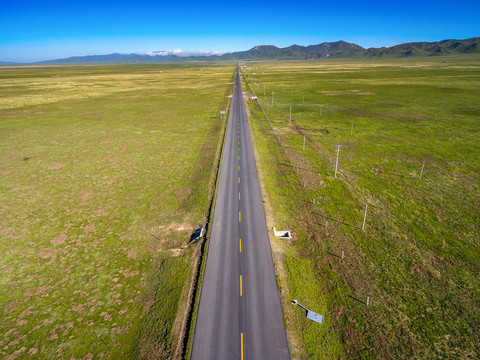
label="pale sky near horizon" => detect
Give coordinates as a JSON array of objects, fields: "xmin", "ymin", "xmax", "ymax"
[{"xmin": 1, "ymin": 0, "xmax": 479, "ymax": 62}]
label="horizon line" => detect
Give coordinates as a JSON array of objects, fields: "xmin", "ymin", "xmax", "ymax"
[{"xmin": 2, "ymin": 36, "xmax": 479, "ymax": 64}]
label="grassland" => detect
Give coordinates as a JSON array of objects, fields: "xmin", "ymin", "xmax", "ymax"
[
  {"xmin": 241, "ymin": 56, "xmax": 480, "ymax": 359},
  {"xmin": 0, "ymin": 63, "xmax": 233, "ymax": 359}
]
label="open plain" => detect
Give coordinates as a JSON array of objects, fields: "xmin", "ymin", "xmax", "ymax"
[
  {"xmin": 241, "ymin": 56, "xmax": 480, "ymax": 359},
  {"xmin": 0, "ymin": 64, "xmax": 233, "ymax": 359},
  {"xmin": 1, "ymin": 55, "xmax": 479, "ymax": 360}
]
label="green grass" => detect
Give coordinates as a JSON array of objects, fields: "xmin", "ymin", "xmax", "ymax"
[
  {"xmin": 0, "ymin": 64, "xmax": 233, "ymax": 359},
  {"xmin": 242, "ymin": 56, "xmax": 480, "ymax": 359},
  {"xmin": 134, "ymin": 253, "xmax": 192, "ymax": 359}
]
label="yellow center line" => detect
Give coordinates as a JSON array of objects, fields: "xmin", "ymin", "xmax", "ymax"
[
  {"xmin": 238, "ymin": 165, "xmax": 240, "ymax": 171},
  {"xmin": 239, "ymin": 192, "xmax": 241, "ymax": 200},
  {"xmin": 240, "ymin": 275, "xmax": 243, "ymax": 296},
  {"xmin": 239, "ymin": 211, "xmax": 241, "ymax": 222},
  {"xmin": 239, "ymin": 238, "xmax": 242, "ymax": 253},
  {"xmin": 241, "ymin": 333, "xmax": 244, "ymax": 360},
  {"xmin": 238, "ymin": 155, "xmax": 240, "ymax": 160},
  {"xmin": 238, "ymin": 177, "xmax": 240, "ymax": 184},
  {"xmin": 238, "ymin": 147, "xmax": 240, "ymax": 152}
]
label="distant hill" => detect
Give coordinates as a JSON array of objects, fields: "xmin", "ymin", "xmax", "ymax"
[
  {"xmin": 3, "ymin": 37, "xmax": 479, "ymax": 65},
  {"xmin": 34, "ymin": 50, "xmax": 224, "ymax": 65},
  {"xmin": 223, "ymin": 38, "xmax": 479, "ymax": 60},
  {"xmin": 219, "ymin": 41, "xmax": 364, "ymax": 60},
  {"xmin": 35, "ymin": 53, "xmax": 183, "ymax": 64},
  {"xmin": 362, "ymin": 37, "xmax": 480, "ymax": 58}
]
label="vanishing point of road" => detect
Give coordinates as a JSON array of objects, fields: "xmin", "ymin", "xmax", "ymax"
[{"xmin": 190, "ymin": 66, "xmax": 290, "ymax": 360}]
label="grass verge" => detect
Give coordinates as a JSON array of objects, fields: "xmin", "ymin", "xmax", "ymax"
[{"xmin": 241, "ymin": 57, "xmax": 480, "ymax": 359}]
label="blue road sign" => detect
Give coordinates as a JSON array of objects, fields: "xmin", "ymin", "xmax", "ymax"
[{"xmin": 306, "ymin": 310, "xmax": 323, "ymax": 324}]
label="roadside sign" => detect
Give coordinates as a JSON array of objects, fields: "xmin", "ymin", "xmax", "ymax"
[
  {"xmin": 292, "ymin": 299, "xmax": 324, "ymax": 324},
  {"xmin": 307, "ymin": 310, "xmax": 323, "ymax": 324}
]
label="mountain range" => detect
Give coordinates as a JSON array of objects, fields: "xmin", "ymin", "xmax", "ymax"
[
  {"xmin": 223, "ymin": 37, "xmax": 479, "ymax": 59},
  {"xmin": 3, "ymin": 37, "xmax": 479, "ymax": 65}
]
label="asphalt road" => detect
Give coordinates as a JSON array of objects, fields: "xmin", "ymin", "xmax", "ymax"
[{"xmin": 190, "ymin": 67, "xmax": 290, "ymax": 360}]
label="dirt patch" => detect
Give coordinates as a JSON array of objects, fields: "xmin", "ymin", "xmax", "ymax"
[
  {"xmin": 151, "ymin": 222, "xmax": 194, "ymax": 245},
  {"xmin": 28, "ymin": 348, "xmax": 38, "ymax": 356},
  {"xmin": 5, "ymin": 347, "xmax": 27, "ymax": 360},
  {"xmin": 48, "ymin": 162, "xmax": 66, "ymax": 170},
  {"xmin": 0, "ymin": 227, "xmax": 15, "ymax": 237},
  {"xmin": 120, "ymin": 269, "xmax": 139, "ymax": 278},
  {"xmin": 170, "ymin": 244, "xmax": 188, "ymax": 257},
  {"xmin": 1, "ymin": 266, "xmax": 14, "ymax": 274},
  {"xmin": 278, "ymin": 125, "xmax": 298, "ymax": 135},
  {"xmin": 127, "ymin": 248, "xmax": 138, "ymax": 260},
  {"xmin": 100, "ymin": 312, "xmax": 112, "ymax": 322},
  {"xmin": 50, "ymin": 233, "xmax": 67, "ymax": 245},
  {"xmin": 100, "ymin": 178, "xmax": 115, "ymax": 185},
  {"xmin": 95, "ymin": 208, "xmax": 109, "ymax": 217},
  {"xmin": 160, "ymin": 222, "xmax": 192, "ymax": 234},
  {"xmin": 82, "ymin": 224, "xmax": 96, "ymax": 234},
  {"xmin": 4, "ymin": 301, "xmax": 17, "ymax": 313},
  {"xmin": 79, "ymin": 191, "xmax": 93, "ymax": 206},
  {"xmin": 318, "ymin": 89, "xmax": 376, "ymax": 96},
  {"xmin": 38, "ymin": 247, "xmax": 56, "ymax": 259},
  {"xmin": 301, "ymin": 127, "xmax": 329, "ymax": 134}
]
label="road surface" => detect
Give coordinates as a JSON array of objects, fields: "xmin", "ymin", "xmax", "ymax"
[{"xmin": 191, "ymin": 66, "xmax": 290, "ymax": 360}]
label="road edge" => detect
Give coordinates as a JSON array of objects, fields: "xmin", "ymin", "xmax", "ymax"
[{"xmin": 181, "ymin": 69, "xmax": 236, "ymax": 360}]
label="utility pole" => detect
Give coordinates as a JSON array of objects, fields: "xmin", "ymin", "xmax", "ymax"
[
  {"xmin": 362, "ymin": 204, "xmax": 368, "ymax": 231},
  {"xmin": 419, "ymin": 160, "xmax": 425, "ymax": 180},
  {"xmin": 334, "ymin": 144, "xmax": 341, "ymax": 178}
]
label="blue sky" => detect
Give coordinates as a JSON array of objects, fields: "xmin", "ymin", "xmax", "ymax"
[{"xmin": 1, "ymin": 0, "xmax": 479, "ymax": 62}]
